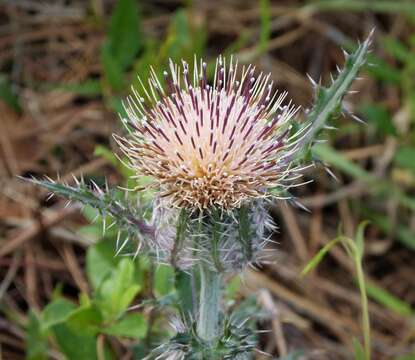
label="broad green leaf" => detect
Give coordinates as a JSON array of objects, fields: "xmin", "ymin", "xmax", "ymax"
[
  {"xmin": 119, "ymin": 285, "xmax": 141, "ymax": 314},
  {"xmin": 52, "ymin": 323, "xmax": 99, "ymax": 360},
  {"xmin": 101, "ymin": 43, "xmax": 124, "ymax": 92},
  {"xmin": 131, "ymin": 40, "xmax": 158, "ymax": 89},
  {"xmin": 154, "ymin": 264, "xmax": 175, "ymax": 297},
  {"xmin": 106, "ymin": 0, "xmax": 142, "ymax": 70},
  {"xmin": 159, "ymin": 9, "xmax": 206, "ymax": 62},
  {"xmin": 26, "ymin": 312, "xmax": 48, "ymax": 360},
  {"xmin": 301, "ymin": 237, "xmax": 343, "ymax": 276},
  {"xmin": 65, "ymin": 306, "xmax": 103, "ymax": 336},
  {"xmin": 79, "ymin": 292, "xmax": 91, "ymax": 307},
  {"xmin": 103, "ymin": 313, "xmax": 147, "ymax": 339},
  {"xmin": 97, "ymin": 259, "xmax": 141, "ymax": 319},
  {"xmin": 41, "ymin": 298, "xmax": 77, "ymax": 330},
  {"xmin": 86, "ymin": 240, "xmax": 119, "ymax": 291}
]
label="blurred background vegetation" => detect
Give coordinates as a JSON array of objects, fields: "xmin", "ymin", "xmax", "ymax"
[{"xmin": 0, "ymin": 0, "xmax": 414, "ymax": 359}]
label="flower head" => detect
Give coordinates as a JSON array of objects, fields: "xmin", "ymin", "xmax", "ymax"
[{"xmin": 116, "ymin": 56, "xmax": 303, "ymax": 210}]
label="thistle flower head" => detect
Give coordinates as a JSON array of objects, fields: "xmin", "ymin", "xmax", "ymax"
[{"xmin": 116, "ymin": 56, "xmax": 303, "ymax": 210}]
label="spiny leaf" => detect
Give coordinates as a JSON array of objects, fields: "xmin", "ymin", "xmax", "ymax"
[
  {"xmin": 26, "ymin": 177, "xmax": 99, "ymax": 206},
  {"xmin": 23, "ymin": 177, "xmax": 155, "ymax": 239},
  {"xmin": 292, "ymin": 31, "xmax": 373, "ymax": 162}
]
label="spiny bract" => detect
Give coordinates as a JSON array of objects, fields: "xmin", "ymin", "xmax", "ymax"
[{"xmin": 115, "ymin": 56, "xmax": 307, "ymax": 210}]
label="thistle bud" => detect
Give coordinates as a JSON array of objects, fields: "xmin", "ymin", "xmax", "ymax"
[{"xmin": 150, "ymin": 197, "xmax": 275, "ymax": 272}]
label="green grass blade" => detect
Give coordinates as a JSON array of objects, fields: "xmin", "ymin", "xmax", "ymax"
[
  {"xmin": 355, "ymin": 221, "xmax": 370, "ymax": 259},
  {"xmin": 353, "ymin": 337, "xmax": 365, "ymax": 360},
  {"xmin": 313, "ymin": 144, "xmax": 415, "ymax": 213},
  {"xmin": 366, "ymin": 282, "xmax": 413, "ymax": 317},
  {"xmin": 301, "ymin": 237, "xmax": 343, "ymax": 276},
  {"xmin": 313, "ymin": 143, "xmax": 375, "ymax": 182},
  {"xmin": 307, "ymin": 0, "xmax": 415, "ymax": 16}
]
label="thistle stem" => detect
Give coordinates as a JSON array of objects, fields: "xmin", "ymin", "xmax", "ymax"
[{"xmin": 197, "ymin": 263, "xmax": 222, "ymax": 344}]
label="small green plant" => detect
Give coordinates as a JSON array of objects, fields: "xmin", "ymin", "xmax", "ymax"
[
  {"xmin": 302, "ymin": 221, "xmax": 371, "ymax": 360},
  {"xmin": 27, "ymin": 248, "xmax": 148, "ymax": 359}
]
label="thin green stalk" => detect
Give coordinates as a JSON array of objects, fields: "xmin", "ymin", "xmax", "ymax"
[
  {"xmin": 302, "ymin": 228, "xmax": 372, "ymax": 360},
  {"xmin": 354, "ymin": 253, "xmax": 371, "ymax": 360},
  {"xmin": 306, "ymin": 0, "xmax": 415, "ymax": 16},
  {"xmin": 197, "ymin": 264, "xmax": 222, "ymax": 345}
]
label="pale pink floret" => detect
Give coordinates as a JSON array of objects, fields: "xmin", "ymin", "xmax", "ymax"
[{"xmin": 116, "ymin": 56, "xmax": 303, "ymax": 210}]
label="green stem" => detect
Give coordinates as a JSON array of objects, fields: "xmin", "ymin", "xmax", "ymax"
[
  {"xmin": 197, "ymin": 263, "xmax": 222, "ymax": 344},
  {"xmin": 355, "ymin": 256, "xmax": 371, "ymax": 360}
]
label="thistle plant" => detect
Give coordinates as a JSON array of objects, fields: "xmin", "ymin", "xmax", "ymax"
[{"xmin": 27, "ymin": 32, "xmax": 373, "ymax": 359}]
